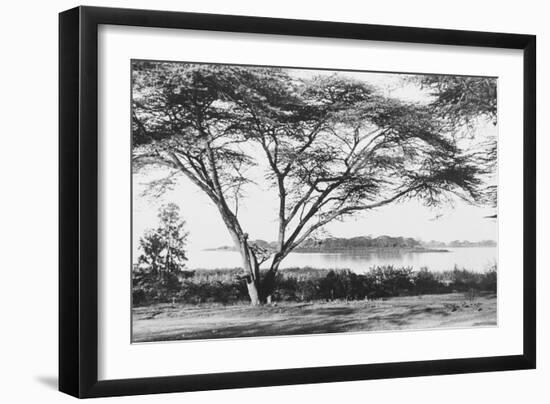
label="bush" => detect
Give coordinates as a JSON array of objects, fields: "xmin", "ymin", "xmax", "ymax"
[
  {"xmin": 413, "ymin": 267, "xmax": 447, "ymax": 294},
  {"xmin": 365, "ymin": 266, "xmax": 415, "ymax": 298},
  {"xmin": 178, "ymin": 279, "xmax": 248, "ymax": 304},
  {"xmin": 479, "ymin": 267, "xmax": 497, "ymax": 293},
  {"xmin": 132, "ymin": 289, "xmax": 147, "ymax": 306},
  {"xmin": 132, "ymin": 265, "xmax": 498, "ymax": 305},
  {"xmin": 132, "ymin": 265, "xmax": 185, "ymax": 305}
]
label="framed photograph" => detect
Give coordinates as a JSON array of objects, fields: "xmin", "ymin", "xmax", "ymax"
[{"xmin": 59, "ymin": 6, "xmax": 536, "ymax": 398}]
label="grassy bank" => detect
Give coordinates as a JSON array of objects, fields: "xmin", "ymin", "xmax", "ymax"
[
  {"xmin": 133, "ymin": 265, "xmax": 497, "ymax": 306},
  {"xmin": 132, "ymin": 292, "xmax": 497, "ymax": 342}
]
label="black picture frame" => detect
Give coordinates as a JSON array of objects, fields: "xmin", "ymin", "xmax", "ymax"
[{"xmin": 59, "ymin": 5, "xmax": 536, "ymax": 398}]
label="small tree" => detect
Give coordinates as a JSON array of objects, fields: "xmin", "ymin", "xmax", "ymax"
[
  {"xmin": 138, "ymin": 203, "xmax": 189, "ymax": 277},
  {"xmin": 134, "ymin": 204, "xmax": 188, "ymax": 303}
]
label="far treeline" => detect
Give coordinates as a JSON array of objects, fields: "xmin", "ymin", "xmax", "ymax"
[{"xmin": 210, "ymin": 236, "xmax": 497, "ymax": 252}]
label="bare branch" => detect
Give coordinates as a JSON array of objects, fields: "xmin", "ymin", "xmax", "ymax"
[{"xmin": 288, "ymin": 185, "xmax": 421, "ymax": 250}]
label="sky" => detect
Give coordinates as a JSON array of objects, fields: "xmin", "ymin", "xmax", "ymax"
[{"xmin": 132, "ymin": 68, "xmax": 497, "ymax": 256}]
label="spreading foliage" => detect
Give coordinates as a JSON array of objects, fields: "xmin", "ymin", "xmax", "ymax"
[
  {"xmin": 418, "ymin": 75, "xmax": 497, "ymax": 127},
  {"xmin": 416, "ymin": 75, "xmax": 498, "ymax": 208}
]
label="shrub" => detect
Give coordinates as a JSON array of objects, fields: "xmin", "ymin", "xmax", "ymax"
[
  {"xmin": 479, "ymin": 267, "xmax": 497, "ymax": 293},
  {"xmin": 413, "ymin": 267, "xmax": 447, "ymax": 294},
  {"xmin": 364, "ymin": 266, "xmax": 415, "ymax": 298},
  {"xmin": 132, "ymin": 289, "xmax": 147, "ymax": 306},
  {"xmin": 132, "ymin": 265, "xmax": 498, "ymax": 305},
  {"xmin": 132, "ymin": 265, "xmax": 184, "ymax": 305}
]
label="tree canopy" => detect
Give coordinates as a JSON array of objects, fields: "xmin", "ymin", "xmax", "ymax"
[{"xmin": 417, "ymin": 75, "xmax": 497, "ymax": 209}]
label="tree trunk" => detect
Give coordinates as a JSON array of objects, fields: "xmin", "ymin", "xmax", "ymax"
[
  {"xmin": 236, "ymin": 245, "xmax": 281, "ymax": 305},
  {"xmin": 260, "ymin": 267, "xmax": 277, "ymax": 304},
  {"xmin": 246, "ymin": 279, "xmax": 261, "ymax": 306},
  {"xmin": 236, "ymin": 239, "xmax": 262, "ymax": 305}
]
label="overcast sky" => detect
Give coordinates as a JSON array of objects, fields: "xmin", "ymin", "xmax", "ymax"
[{"xmin": 132, "ymin": 68, "xmax": 497, "ymax": 255}]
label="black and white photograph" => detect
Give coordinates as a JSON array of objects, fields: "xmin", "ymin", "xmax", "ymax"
[{"xmin": 131, "ymin": 61, "xmax": 498, "ymax": 342}]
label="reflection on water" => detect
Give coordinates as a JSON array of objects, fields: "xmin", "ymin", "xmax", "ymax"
[{"xmin": 185, "ymin": 247, "xmax": 497, "ymax": 273}]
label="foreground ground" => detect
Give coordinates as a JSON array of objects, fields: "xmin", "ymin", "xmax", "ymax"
[{"xmin": 132, "ymin": 293, "xmax": 496, "ymax": 342}]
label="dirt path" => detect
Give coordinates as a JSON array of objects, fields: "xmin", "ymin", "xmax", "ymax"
[{"xmin": 132, "ymin": 293, "xmax": 496, "ymax": 342}]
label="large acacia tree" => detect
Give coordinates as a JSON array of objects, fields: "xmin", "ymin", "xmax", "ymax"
[{"xmin": 132, "ymin": 62, "xmax": 492, "ymax": 305}]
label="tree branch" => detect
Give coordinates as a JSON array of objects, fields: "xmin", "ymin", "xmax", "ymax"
[{"xmin": 288, "ymin": 185, "xmax": 421, "ymax": 251}]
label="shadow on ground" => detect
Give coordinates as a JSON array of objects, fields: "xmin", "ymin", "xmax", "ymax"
[{"xmin": 132, "ymin": 293, "xmax": 497, "ymax": 342}]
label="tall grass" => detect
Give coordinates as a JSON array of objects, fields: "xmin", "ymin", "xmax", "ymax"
[{"xmin": 132, "ymin": 264, "xmax": 497, "ymax": 306}]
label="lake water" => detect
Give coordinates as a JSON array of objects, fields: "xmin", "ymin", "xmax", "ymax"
[{"xmin": 186, "ymin": 247, "xmax": 497, "ymax": 273}]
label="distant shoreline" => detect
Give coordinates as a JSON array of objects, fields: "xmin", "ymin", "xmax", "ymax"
[
  {"xmin": 203, "ymin": 246, "xmax": 451, "ymax": 253},
  {"xmin": 287, "ymin": 247, "xmax": 450, "ymax": 253},
  {"xmin": 204, "ymin": 236, "xmax": 496, "ymax": 252}
]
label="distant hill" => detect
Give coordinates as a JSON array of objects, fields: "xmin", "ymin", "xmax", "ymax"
[
  {"xmin": 422, "ymin": 239, "xmax": 497, "ymax": 248},
  {"xmin": 447, "ymin": 240, "xmax": 497, "ymax": 247},
  {"xmin": 296, "ymin": 236, "xmax": 422, "ymax": 251}
]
